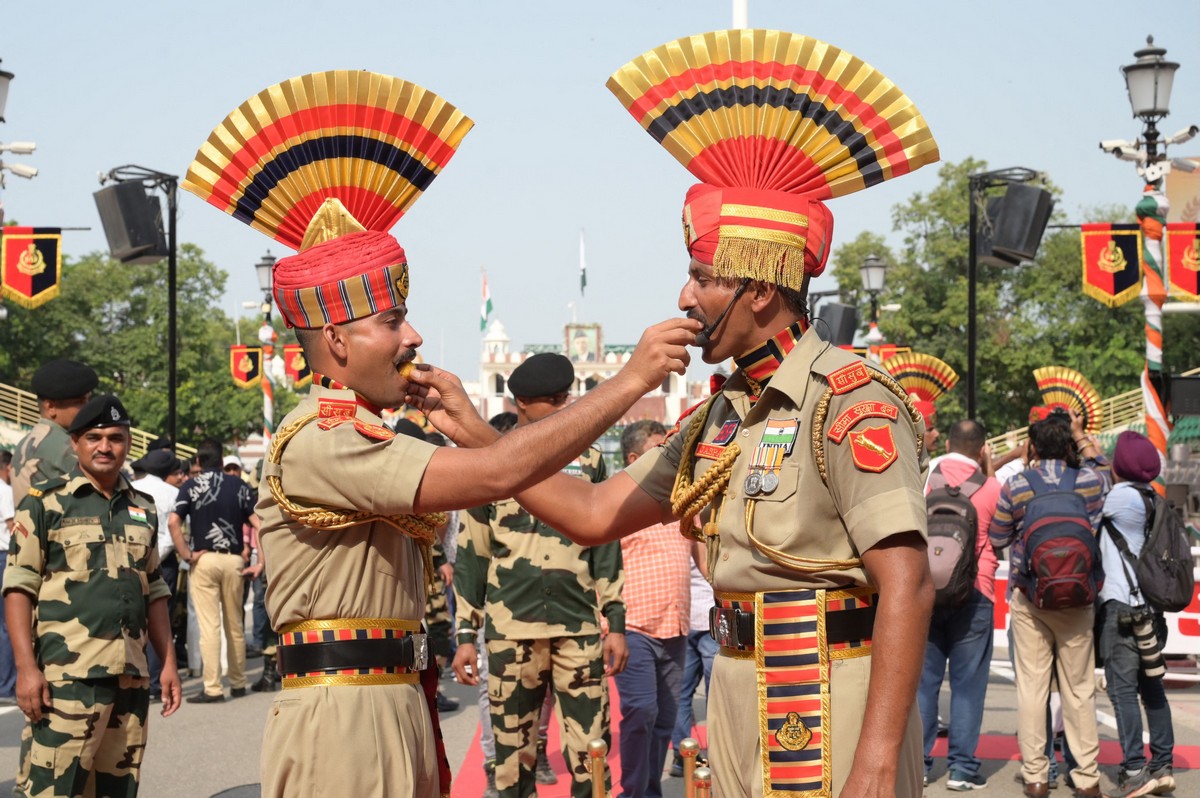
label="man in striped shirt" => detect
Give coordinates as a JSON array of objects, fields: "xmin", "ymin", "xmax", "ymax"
[
  {"xmin": 614, "ymin": 420, "xmax": 695, "ymax": 798},
  {"xmin": 989, "ymin": 410, "xmax": 1110, "ymax": 798}
]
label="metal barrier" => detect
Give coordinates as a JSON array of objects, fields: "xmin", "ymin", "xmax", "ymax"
[
  {"xmin": 586, "ymin": 738, "xmax": 608, "ymax": 798},
  {"xmin": 0, "ymin": 380, "xmax": 196, "ymax": 459}
]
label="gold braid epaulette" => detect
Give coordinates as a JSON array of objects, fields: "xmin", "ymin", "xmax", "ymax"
[
  {"xmin": 669, "ymin": 395, "xmax": 740, "ymax": 541},
  {"xmin": 266, "ymin": 411, "xmax": 447, "ymax": 589},
  {"xmin": 810, "ymin": 369, "xmax": 924, "ymax": 485}
]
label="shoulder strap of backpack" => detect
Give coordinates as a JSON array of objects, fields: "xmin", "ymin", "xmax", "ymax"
[
  {"xmin": 1101, "ymin": 515, "xmax": 1141, "ymax": 598},
  {"xmin": 1023, "ymin": 468, "xmax": 1046, "ymax": 494},
  {"xmin": 958, "ymin": 466, "xmax": 987, "ymax": 499},
  {"xmin": 1058, "ymin": 466, "xmax": 1079, "ymax": 494}
]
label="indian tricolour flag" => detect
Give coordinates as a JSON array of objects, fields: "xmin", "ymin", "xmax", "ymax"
[
  {"xmin": 481, "ymin": 270, "xmax": 493, "ymax": 332},
  {"xmin": 762, "ymin": 418, "xmax": 799, "ymax": 452}
]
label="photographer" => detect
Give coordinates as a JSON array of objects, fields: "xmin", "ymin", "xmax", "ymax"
[{"xmin": 1098, "ymin": 431, "xmax": 1175, "ymax": 798}]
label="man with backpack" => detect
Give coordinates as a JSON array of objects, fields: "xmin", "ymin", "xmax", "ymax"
[
  {"xmin": 990, "ymin": 410, "xmax": 1110, "ymax": 798},
  {"xmin": 1098, "ymin": 431, "xmax": 1180, "ymax": 798},
  {"xmin": 918, "ymin": 420, "xmax": 1001, "ymax": 791}
]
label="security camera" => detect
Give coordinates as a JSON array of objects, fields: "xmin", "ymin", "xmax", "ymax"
[
  {"xmin": 1165, "ymin": 125, "xmax": 1199, "ymax": 146},
  {"xmin": 1115, "ymin": 148, "xmax": 1147, "ymax": 163},
  {"xmin": 1171, "ymin": 158, "xmax": 1200, "ymax": 174},
  {"xmin": 2, "ymin": 162, "xmax": 38, "ymax": 179},
  {"xmin": 1099, "ymin": 139, "xmax": 1136, "ymax": 153},
  {"xmin": 0, "ymin": 141, "xmax": 36, "ymax": 155}
]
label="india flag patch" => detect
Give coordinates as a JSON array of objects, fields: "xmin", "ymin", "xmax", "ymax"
[
  {"xmin": 761, "ymin": 418, "xmax": 799, "ymax": 455},
  {"xmin": 129, "ymin": 507, "xmax": 148, "ymax": 524}
]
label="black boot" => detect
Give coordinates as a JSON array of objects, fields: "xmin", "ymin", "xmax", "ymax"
[{"xmin": 252, "ymin": 654, "xmax": 280, "ymax": 692}]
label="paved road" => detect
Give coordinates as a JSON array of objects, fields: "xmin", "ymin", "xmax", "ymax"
[{"xmin": 0, "ymin": 657, "xmax": 1194, "ymax": 797}]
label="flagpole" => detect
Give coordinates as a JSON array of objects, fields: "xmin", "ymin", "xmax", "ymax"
[{"xmin": 578, "ymin": 229, "xmax": 587, "ymax": 321}]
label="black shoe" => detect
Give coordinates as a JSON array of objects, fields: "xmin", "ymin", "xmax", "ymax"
[
  {"xmin": 435, "ymin": 691, "xmax": 459, "ymax": 712},
  {"xmin": 245, "ymin": 646, "xmax": 263, "ymax": 659},
  {"xmin": 669, "ymin": 753, "xmax": 684, "ymax": 778},
  {"xmin": 231, "ymin": 687, "xmax": 247, "ymax": 698},
  {"xmin": 535, "ymin": 741, "xmax": 558, "ymax": 785},
  {"xmin": 186, "ymin": 692, "xmax": 225, "ymax": 704}
]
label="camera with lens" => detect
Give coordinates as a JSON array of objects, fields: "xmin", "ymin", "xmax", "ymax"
[{"xmin": 1119, "ymin": 608, "xmax": 1166, "ymax": 679}]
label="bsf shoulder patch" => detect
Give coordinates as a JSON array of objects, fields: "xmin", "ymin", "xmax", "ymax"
[
  {"xmin": 354, "ymin": 419, "xmax": 395, "ymax": 441},
  {"xmin": 848, "ymin": 424, "xmax": 898, "ymax": 473},
  {"xmin": 827, "ymin": 362, "xmax": 872, "ymax": 395},
  {"xmin": 828, "ymin": 401, "xmax": 900, "ymax": 444}
]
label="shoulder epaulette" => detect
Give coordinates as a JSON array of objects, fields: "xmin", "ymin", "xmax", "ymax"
[
  {"xmin": 27, "ymin": 487, "xmax": 43, "ymax": 498},
  {"xmin": 28, "ymin": 477, "xmax": 67, "ymax": 497}
]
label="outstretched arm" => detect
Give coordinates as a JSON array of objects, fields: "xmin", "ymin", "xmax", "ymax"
[{"xmin": 408, "ymin": 318, "xmax": 699, "ymax": 514}]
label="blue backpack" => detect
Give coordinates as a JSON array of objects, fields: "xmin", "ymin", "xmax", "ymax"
[{"xmin": 1018, "ymin": 469, "xmax": 1105, "ymax": 610}]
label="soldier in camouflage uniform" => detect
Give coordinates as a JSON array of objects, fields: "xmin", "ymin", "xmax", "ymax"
[
  {"xmin": 3, "ymin": 395, "xmax": 181, "ymax": 798},
  {"xmin": 10, "ymin": 360, "xmax": 98, "ymax": 502},
  {"xmin": 452, "ymin": 354, "xmax": 627, "ymax": 798}
]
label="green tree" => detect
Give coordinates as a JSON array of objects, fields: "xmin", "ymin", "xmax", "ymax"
[
  {"xmin": 826, "ymin": 158, "xmax": 1199, "ymax": 437},
  {"xmin": 0, "ymin": 244, "xmax": 301, "ymax": 446}
]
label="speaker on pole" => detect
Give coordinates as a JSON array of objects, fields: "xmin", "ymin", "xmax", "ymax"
[
  {"xmin": 991, "ymin": 183, "xmax": 1054, "ymax": 263},
  {"xmin": 976, "ymin": 195, "xmax": 1021, "ymax": 267},
  {"xmin": 815, "ymin": 302, "xmax": 859, "ymax": 347},
  {"xmin": 93, "ymin": 182, "xmax": 168, "ymax": 264}
]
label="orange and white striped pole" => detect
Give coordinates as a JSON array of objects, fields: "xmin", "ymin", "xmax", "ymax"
[{"xmin": 1136, "ymin": 186, "xmax": 1171, "ymax": 494}]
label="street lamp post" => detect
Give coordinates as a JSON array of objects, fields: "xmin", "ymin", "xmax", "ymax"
[
  {"xmin": 98, "ymin": 165, "xmax": 179, "ymax": 444},
  {"xmin": 256, "ymin": 252, "xmax": 277, "ymax": 454},
  {"xmin": 0, "ymin": 59, "xmax": 38, "ymax": 192},
  {"xmin": 1101, "ymin": 36, "xmax": 1197, "ymax": 487},
  {"xmin": 860, "ymin": 254, "xmax": 887, "ymax": 350}
]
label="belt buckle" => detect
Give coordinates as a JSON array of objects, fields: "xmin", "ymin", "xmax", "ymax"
[
  {"xmin": 710, "ymin": 607, "xmax": 740, "ymax": 648},
  {"xmin": 410, "ymin": 633, "xmax": 429, "ymax": 671}
]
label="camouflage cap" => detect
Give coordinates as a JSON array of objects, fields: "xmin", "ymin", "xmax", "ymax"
[
  {"xmin": 67, "ymin": 395, "xmax": 131, "ymax": 434},
  {"xmin": 31, "ymin": 359, "xmax": 98, "ymax": 400},
  {"xmin": 509, "ymin": 353, "xmax": 574, "ymax": 399}
]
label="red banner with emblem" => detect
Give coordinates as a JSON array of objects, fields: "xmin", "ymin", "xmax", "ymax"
[
  {"xmin": 0, "ymin": 227, "xmax": 62, "ymax": 309},
  {"xmin": 1165, "ymin": 222, "xmax": 1200, "ymax": 301},
  {"xmin": 1081, "ymin": 223, "xmax": 1142, "ymax": 307},
  {"xmin": 230, "ymin": 345, "xmax": 262, "ymax": 389},
  {"xmin": 282, "ymin": 343, "xmax": 312, "ymax": 388}
]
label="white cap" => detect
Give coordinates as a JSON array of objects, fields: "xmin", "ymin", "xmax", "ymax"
[{"xmin": 223, "ymin": 455, "xmax": 243, "ymax": 469}]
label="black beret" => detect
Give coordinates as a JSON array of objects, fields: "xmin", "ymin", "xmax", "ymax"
[
  {"xmin": 67, "ymin": 395, "xmax": 131, "ymax": 434},
  {"xmin": 31, "ymin": 359, "xmax": 98, "ymax": 400},
  {"xmin": 132, "ymin": 449, "xmax": 175, "ymax": 478},
  {"xmin": 509, "ymin": 353, "xmax": 574, "ymax": 398},
  {"xmin": 147, "ymin": 436, "xmax": 173, "ymax": 452},
  {"xmin": 392, "ymin": 417, "xmax": 427, "ymax": 440}
]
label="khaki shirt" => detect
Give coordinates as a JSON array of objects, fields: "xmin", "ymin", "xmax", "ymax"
[
  {"xmin": 3, "ymin": 469, "xmax": 170, "ymax": 681},
  {"xmin": 258, "ymin": 386, "xmax": 436, "ymax": 629},
  {"xmin": 625, "ymin": 327, "xmax": 928, "ymax": 594},
  {"xmin": 11, "ymin": 419, "xmax": 76, "ymax": 505}
]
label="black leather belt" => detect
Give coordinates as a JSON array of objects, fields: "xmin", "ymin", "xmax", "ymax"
[
  {"xmin": 710, "ymin": 603, "xmax": 876, "ymax": 650},
  {"xmin": 277, "ymin": 634, "xmax": 428, "ymax": 675}
]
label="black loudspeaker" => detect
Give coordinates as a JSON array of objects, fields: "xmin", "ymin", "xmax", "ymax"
[
  {"xmin": 991, "ymin": 183, "xmax": 1054, "ymax": 263},
  {"xmin": 976, "ymin": 196, "xmax": 1021, "ymax": 268},
  {"xmin": 1170, "ymin": 375, "xmax": 1200, "ymax": 416},
  {"xmin": 815, "ymin": 302, "xmax": 859, "ymax": 346},
  {"xmin": 93, "ymin": 182, "xmax": 168, "ymax": 264}
]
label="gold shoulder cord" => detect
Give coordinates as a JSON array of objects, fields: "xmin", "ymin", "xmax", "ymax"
[
  {"xmin": 266, "ymin": 412, "xmax": 448, "ymax": 589},
  {"xmin": 742, "ymin": 370, "xmax": 922, "ymax": 575},
  {"xmin": 669, "ymin": 396, "xmax": 741, "ymax": 576}
]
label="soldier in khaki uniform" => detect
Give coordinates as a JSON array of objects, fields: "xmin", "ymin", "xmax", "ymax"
[
  {"xmin": 10, "ymin": 360, "xmax": 98, "ymax": 502},
  {"xmin": 452, "ymin": 354, "xmax": 627, "ymax": 798},
  {"xmin": 417, "ymin": 32, "xmax": 942, "ymax": 798},
  {"xmin": 181, "ymin": 70, "xmax": 698, "ymax": 798},
  {"xmin": 3, "ymin": 395, "xmax": 181, "ymax": 798}
]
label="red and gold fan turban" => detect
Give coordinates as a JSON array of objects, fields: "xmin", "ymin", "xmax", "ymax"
[
  {"xmin": 1030, "ymin": 366, "xmax": 1103, "ymax": 433},
  {"xmin": 881, "ymin": 352, "xmax": 959, "ymax": 426},
  {"xmin": 608, "ymin": 30, "xmax": 939, "ymax": 290},
  {"xmin": 182, "ymin": 71, "xmax": 473, "ymax": 328}
]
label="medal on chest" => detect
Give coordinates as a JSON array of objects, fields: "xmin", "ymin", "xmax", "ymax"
[{"xmin": 744, "ymin": 418, "xmax": 798, "ymax": 496}]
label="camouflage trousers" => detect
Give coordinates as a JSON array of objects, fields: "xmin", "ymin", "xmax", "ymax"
[
  {"xmin": 424, "ymin": 571, "xmax": 453, "ymax": 661},
  {"xmin": 16, "ymin": 675, "xmax": 150, "ymax": 798},
  {"xmin": 486, "ymin": 635, "xmax": 610, "ymax": 798}
]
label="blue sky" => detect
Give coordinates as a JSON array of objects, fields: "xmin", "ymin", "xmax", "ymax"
[{"xmin": 1, "ymin": 1, "xmax": 1197, "ymax": 380}]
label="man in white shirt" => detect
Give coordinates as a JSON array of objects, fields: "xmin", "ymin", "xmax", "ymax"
[
  {"xmin": 132, "ymin": 449, "xmax": 183, "ymax": 702},
  {"xmin": 0, "ymin": 450, "xmax": 15, "ymax": 702}
]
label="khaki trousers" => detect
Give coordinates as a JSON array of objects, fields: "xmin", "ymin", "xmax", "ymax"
[
  {"xmin": 1009, "ymin": 589, "xmax": 1101, "ymax": 789},
  {"xmin": 261, "ymin": 682, "xmax": 437, "ymax": 797},
  {"xmin": 707, "ymin": 650, "xmax": 923, "ymax": 798},
  {"xmin": 191, "ymin": 552, "xmax": 248, "ymax": 695}
]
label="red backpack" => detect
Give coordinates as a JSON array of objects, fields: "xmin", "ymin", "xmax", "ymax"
[{"xmin": 1018, "ymin": 468, "xmax": 1105, "ymax": 610}]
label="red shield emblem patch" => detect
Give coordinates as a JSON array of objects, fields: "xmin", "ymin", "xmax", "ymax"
[{"xmin": 848, "ymin": 424, "xmax": 897, "ymax": 473}]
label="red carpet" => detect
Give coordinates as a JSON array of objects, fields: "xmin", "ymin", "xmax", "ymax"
[
  {"xmin": 929, "ymin": 736, "xmax": 1199, "ymax": 769},
  {"xmin": 452, "ymin": 679, "xmax": 709, "ymax": 797},
  {"xmin": 453, "ymin": 682, "xmax": 1196, "ymax": 795}
]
